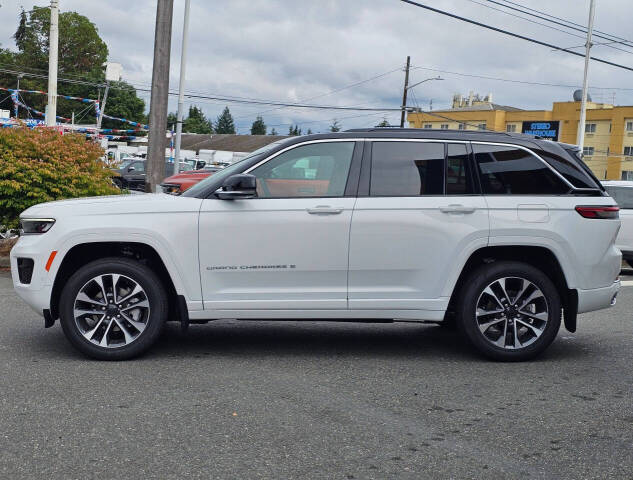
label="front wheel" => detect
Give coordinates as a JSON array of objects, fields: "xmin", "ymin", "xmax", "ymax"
[
  {"xmin": 59, "ymin": 258, "xmax": 168, "ymax": 360},
  {"xmin": 458, "ymin": 261, "xmax": 561, "ymax": 361}
]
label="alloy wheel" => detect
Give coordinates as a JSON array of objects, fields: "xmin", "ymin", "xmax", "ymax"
[
  {"xmin": 73, "ymin": 274, "xmax": 150, "ymax": 348},
  {"xmin": 475, "ymin": 277, "xmax": 549, "ymax": 350}
]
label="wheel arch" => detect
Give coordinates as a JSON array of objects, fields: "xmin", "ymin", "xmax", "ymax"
[
  {"xmin": 447, "ymin": 245, "xmax": 577, "ymax": 332},
  {"xmin": 50, "ymin": 242, "xmax": 179, "ymax": 321}
]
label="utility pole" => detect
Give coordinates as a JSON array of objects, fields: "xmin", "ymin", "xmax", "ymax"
[
  {"xmin": 146, "ymin": 0, "xmax": 174, "ymax": 193},
  {"xmin": 46, "ymin": 0, "xmax": 59, "ymax": 127},
  {"xmin": 174, "ymin": 0, "xmax": 191, "ymax": 176},
  {"xmin": 400, "ymin": 56, "xmax": 411, "ymax": 128},
  {"xmin": 577, "ymin": 0, "xmax": 596, "ymax": 152}
]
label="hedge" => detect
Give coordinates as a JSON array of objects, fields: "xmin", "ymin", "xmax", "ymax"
[{"xmin": 0, "ymin": 128, "xmax": 119, "ymax": 227}]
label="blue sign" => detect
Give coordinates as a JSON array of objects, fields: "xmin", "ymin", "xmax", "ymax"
[{"xmin": 522, "ymin": 121, "xmax": 560, "ymax": 141}]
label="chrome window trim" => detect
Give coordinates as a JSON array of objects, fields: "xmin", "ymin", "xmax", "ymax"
[
  {"xmin": 241, "ymin": 137, "xmax": 576, "ymax": 192},
  {"xmin": 243, "ymin": 138, "xmax": 365, "ymax": 174}
]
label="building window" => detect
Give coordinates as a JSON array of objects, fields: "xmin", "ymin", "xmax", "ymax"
[
  {"xmin": 624, "ymin": 146, "xmax": 633, "ymax": 156},
  {"xmin": 458, "ymin": 123, "xmax": 466, "ymax": 130},
  {"xmin": 583, "ymin": 146, "xmax": 595, "ymax": 156},
  {"xmin": 585, "ymin": 123, "xmax": 597, "ymax": 133},
  {"xmin": 627, "ymin": 121, "xmax": 633, "ymax": 132},
  {"xmin": 477, "ymin": 123, "xmax": 486, "ymax": 130},
  {"xmin": 423, "ymin": 124, "xmax": 432, "ymax": 129},
  {"xmin": 440, "ymin": 124, "xmax": 449, "ymax": 130},
  {"xmin": 506, "ymin": 124, "xmax": 517, "ymax": 133}
]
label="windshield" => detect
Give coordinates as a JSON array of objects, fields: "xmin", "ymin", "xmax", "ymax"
[{"xmin": 182, "ymin": 140, "xmax": 290, "ymax": 197}]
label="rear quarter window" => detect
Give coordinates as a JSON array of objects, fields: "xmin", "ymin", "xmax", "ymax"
[{"xmin": 473, "ymin": 144, "xmax": 569, "ymax": 195}]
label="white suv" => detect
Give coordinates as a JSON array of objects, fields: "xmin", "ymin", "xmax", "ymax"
[{"xmin": 11, "ymin": 130, "xmax": 621, "ymax": 361}]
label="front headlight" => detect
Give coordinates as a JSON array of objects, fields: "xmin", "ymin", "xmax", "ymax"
[{"xmin": 19, "ymin": 218, "xmax": 56, "ymax": 235}]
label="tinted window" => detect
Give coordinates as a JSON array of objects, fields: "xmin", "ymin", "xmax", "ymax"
[
  {"xmin": 446, "ymin": 143, "xmax": 475, "ymax": 195},
  {"xmin": 370, "ymin": 142, "xmax": 444, "ymax": 196},
  {"xmin": 535, "ymin": 149, "xmax": 598, "ymax": 189},
  {"xmin": 474, "ymin": 144, "xmax": 568, "ymax": 195},
  {"xmin": 250, "ymin": 142, "xmax": 355, "ymax": 198},
  {"xmin": 604, "ymin": 185, "xmax": 633, "ymax": 209}
]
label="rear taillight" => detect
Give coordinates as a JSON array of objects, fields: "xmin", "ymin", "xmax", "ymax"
[{"xmin": 575, "ymin": 206, "xmax": 619, "ymax": 219}]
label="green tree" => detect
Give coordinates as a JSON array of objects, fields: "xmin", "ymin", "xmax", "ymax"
[
  {"xmin": 250, "ymin": 116, "xmax": 267, "ymax": 135},
  {"xmin": 0, "ymin": 7, "xmax": 145, "ymax": 129},
  {"xmin": 288, "ymin": 125, "xmax": 301, "ymax": 136},
  {"xmin": 307, "ymin": 128, "xmax": 313, "ymax": 135},
  {"xmin": 329, "ymin": 120, "xmax": 341, "ymax": 132},
  {"xmin": 184, "ymin": 105, "xmax": 213, "ymax": 134},
  {"xmin": 269, "ymin": 128, "xmax": 278, "ymax": 135},
  {"xmin": 376, "ymin": 117, "xmax": 390, "ymax": 127},
  {"xmin": 215, "ymin": 106, "xmax": 236, "ymax": 134}
]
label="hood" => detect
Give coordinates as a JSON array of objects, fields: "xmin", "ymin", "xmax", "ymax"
[{"xmin": 20, "ymin": 193, "xmax": 199, "ymax": 218}]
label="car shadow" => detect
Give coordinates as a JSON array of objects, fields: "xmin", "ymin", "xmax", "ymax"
[{"xmin": 27, "ymin": 319, "xmax": 592, "ymax": 363}]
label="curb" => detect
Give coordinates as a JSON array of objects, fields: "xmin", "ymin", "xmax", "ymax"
[{"xmin": 0, "ymin": 257, "xmax": 9, "ymax": 268}]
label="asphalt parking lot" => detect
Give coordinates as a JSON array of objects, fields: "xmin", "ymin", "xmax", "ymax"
[{"xmin": 0, "ymin": 270, "xmax": 632, "ymax": 480}]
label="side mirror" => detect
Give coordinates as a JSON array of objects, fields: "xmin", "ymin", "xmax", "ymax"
[{"xmin": 215, "ymin": 174, "xmax": 257, "ymax": 200}]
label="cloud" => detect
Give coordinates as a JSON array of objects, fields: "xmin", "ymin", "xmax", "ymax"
[{"xmin": 1, "ymin": 0, "xmax": 631, "ymax": 133}]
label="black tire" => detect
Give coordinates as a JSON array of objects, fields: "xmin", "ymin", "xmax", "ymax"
[
  {"xmin": 59, "ymin": 257, "xmax": 168, "ymax": 360},
  {"xmin": 458, "ymin": 261, "xmax": 561, "ymax": 362}
]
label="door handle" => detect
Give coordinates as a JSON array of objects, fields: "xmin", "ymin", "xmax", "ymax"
[
  {"xmin": 439, "ymin": 204, "xmax": 476, "ymax": 214},
  {"xmin": 307, "ymin": 205, "xmax": 344, "ymax": 215}
]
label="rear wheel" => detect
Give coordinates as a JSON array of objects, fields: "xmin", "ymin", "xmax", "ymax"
[
  {"xmin": 59, "ymin": 258, "xmax": 168, "ymax": 360},
  {"xmin": 458, "ymin": 261, "xmax": 561, "ymax": 361}
]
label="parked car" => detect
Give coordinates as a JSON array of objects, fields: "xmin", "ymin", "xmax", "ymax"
[
  {"xmin": 601, "ymin": 180, "xmax": 633, "ymax": 266},
  {"xmin": 160, "ymin": 165, "xmax": 222, "ymax": 195},
  {"xmin": 11, "ymin": 129, "xmax": 621, "ymax": 361},
  {"xmin": 112, "ymin": 159, "xmax": 193, "ymax": 191}
]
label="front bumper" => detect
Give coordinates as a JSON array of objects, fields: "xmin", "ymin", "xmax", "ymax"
[
  {"xmin": 10, "ymin": 236, "xmax": 55, "ymax": 318},
  {"xmin": 577, "ymin": 280, "xmax": 620, "ymax": 314}
]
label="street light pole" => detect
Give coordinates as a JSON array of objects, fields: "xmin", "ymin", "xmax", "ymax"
[
  {"xmin": 174, "ymin": 0, "xmax": 191, "ymax": 176},
  {"xmin": 577, "ymin": 0, "xmax": 596, "ymax": 152},
  {"xmin": 46, "ymin": 0, "xmax": 59, "ymax": 127}
]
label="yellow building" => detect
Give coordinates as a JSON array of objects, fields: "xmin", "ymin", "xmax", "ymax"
[{"xmin": 408, "ymin": 96, "xmax": 633, "ymax": 180}]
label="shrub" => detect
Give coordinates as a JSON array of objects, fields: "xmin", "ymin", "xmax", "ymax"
[
  {"xmin": 0, "ymin": 128, "xmax": 119, "ymax": 227},
  {"xmin": 0, "ymin": 237, "xmax": 17, "ymax": 256}
]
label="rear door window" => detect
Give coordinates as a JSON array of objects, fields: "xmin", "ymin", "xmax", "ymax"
[
  {"xmin": 473, "ymin": 144, "xmax": 569, "ymax": 195},
  {"xmin": 370, "ymin": 142, "xmax": 445, "ymax": 196}
]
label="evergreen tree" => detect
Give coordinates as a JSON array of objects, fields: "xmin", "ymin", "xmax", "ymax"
[
  {"xmin": 270, "ymin": 128, "xmax": 278, "ymax": 135},
  {"xmin": 288, "ymin": 125, "xmax": 302, "ymax": 136},
  {"xmin": 250, "ymin": 116, "xmax": 267, "ymax": 135},
  {"xmin": 307, "ymin": 128, "xmax": 313, "ymax": 135},
  {"xmin": 329, "ymin": 120, "xmax": 341, "ymax": 132},
  {"xmin": 184, "ymin": 105, "xmax": 213, "ymax": 134},
  {"xmin": 376, "ymin": 117, "xmax": 390, "ymax": 127},
  {"xmin": 215, "ymin": 106, "xmax": 236, "ymax": 134}
]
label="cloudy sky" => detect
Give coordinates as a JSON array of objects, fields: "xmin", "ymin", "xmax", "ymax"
[{"xmin": 1, "ymin": 0, "xmax": 632, "ymax": 133}]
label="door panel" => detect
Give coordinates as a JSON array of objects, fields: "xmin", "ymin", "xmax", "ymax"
[
  {"xmin": 348, "ymin": 196, "xmax": 488, "ymax": 309},
  {"xmin": 199, "ymin": 198, "xmax": 355, "ymax": 310}
]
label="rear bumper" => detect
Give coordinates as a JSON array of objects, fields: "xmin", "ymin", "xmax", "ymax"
[{"xmin": 577, "ymin": 280, "xmax": 620, "ymax": 314}]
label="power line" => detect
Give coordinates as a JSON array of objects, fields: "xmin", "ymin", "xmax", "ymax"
[
  {"xmin": 398, "ymin": 0, "xmax": 633, "ymax": 73},
  {"xmin": 234, "ymin": 66, "xmax": 404, "ymax": 121},
  {"xmin": 489, "ymin": 0, "xmax": 633, "ymax": 48},
  {"xmin": 409, "ymin": 64, "xmax": 633, "ymax": 92}
]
